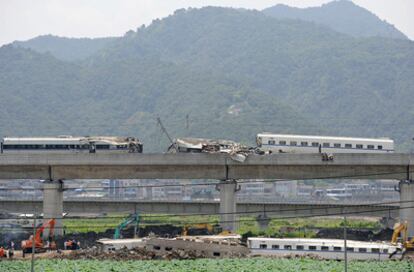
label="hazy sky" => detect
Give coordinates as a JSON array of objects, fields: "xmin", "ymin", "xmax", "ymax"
[{"xmin": 0, "ymin": 0, "xmax": 413, "ymax": 46}]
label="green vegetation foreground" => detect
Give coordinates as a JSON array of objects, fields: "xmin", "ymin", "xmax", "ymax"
[{"xmin": 2, "ymin": 258, "xmax": 413, "ymax": 272}]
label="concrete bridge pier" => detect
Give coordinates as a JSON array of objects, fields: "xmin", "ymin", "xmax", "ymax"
[
  {"xmin": 42, "ymin": 179, "xmax": 64, "ymax": 237},
  {"xmin": 217, "ymin": 180, "xmax": 240, "ymax": 232},
  {"xmin": 399, "ymin": 180, "xmax": 414, "ymax": 236}
]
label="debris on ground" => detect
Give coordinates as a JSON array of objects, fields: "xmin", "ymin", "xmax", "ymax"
[{"xmin": 52, "ymin": 247, "xmax": 206, "ymax": 261}]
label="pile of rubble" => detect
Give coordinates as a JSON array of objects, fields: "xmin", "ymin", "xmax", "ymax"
[{"xmin": 55, "ymin": 247, "xmax": 206, "ymax": 261}]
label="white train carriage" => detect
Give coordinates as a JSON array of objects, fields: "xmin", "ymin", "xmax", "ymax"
[
  {"xmin": 256, "ymin": 133, "xmax": 394, "ymax": 154},
  {"xmin": 248, "ymin": 238, "xmax": 402, "ymax": 260},
  {"xmin": 0, "ymin": 136, "xmax": 143, "ymax": 154}
]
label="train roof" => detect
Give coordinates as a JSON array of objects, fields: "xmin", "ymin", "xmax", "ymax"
[
  {"xmin": 248, "ymin": 237, "xmax": 397, "ymax": 249},
  {"xmin": 257, "ymin": 133, "xmax": 393, "ymax": 143},
  {"xmin": 97, "ymin": 238, "xmax": 146, "ymax": 245}
]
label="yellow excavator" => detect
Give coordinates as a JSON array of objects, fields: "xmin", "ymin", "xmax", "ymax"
[
  {"xmin": 182, "ymin": 224, "xmax": 215, "ymax": 236},
  {"xmin": 389, "ymin": 221, "xmax": 414, "ymax": 258},
  {"xmin": 182, "ymin": 224, "xmax": 232, "ymax": 236}
]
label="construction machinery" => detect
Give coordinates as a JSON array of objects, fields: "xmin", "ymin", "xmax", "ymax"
[
  {"xmin": 389, "ymin": 221, "xmax": 413, "ymax": 258},
  {"xmin": 0, "ymin": 247, "xmax": 9, "ymax": 258},
  {"xmin": 182, "ymin": 223, "xmax": 226, "ymax": 236},
  {"xmin": 21, "ymin": 219, "xmax": 56, "ymax": 256},
  {"xmin": 64, "ymin": 239, "xmax": 80, "ymax": 250},
  {"xmin": 114, "ymin": 213, "xmax": 140, "ymax": 239}
]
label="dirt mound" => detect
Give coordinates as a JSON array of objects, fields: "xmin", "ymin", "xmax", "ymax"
[
  {"xmin": 56, "ymin": 224, "xmax": 183, "ymax": 249},
  {"xmin": 0, "ymin": 228, "xmax": 30, "ymax": 249},
  {"xmin": 316, "ymin": 228, "xmax": 373, "ymax": 240},
  {"xmin": 53, "ymin": 247, "xmax": 205, "ymax": 261},
  {"xmin": 372, "ymin": 228, "xmax": 393, "ymax": 241},
  {"xmin": 316, "ymin": 228, "xmax": 393, "ymax": 242}
]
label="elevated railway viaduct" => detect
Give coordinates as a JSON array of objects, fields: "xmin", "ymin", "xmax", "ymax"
[{"xmin": 0, "ymin": 153, "xmax": 412, "ymax": 235}]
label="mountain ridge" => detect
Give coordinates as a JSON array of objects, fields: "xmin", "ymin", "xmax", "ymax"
[
  {"xmin": 263, "ymin": 0, "xmax": 408, "ymax": 40},
  {"xmin": 1, "ymin": 6, "xmax": 413, "ymax": 151}
]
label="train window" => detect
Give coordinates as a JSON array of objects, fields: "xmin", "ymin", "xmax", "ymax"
[
  {"xmin": 165, "ymin": 247, "xmax": 172, "ymax": 251},
  {"xmin": 358, "ymin": 248, "xmax": 367, "ymax": 253},
  {"xmin": 311, "ymin": 142, "xmax": 319, "ymax": 147},
  {"xmin": 333, "ymin": 247, "xmax": 342, "ymax": 251},
  {"xmin": 371, "ymin": 248, "xmax": 379, "ymax": 253},
  {"xmin": 279, "ymin": 141, "xmax": 286, "ymax": 146},
  {"xmin": 334, "ymin": 143, "xmax": 341, "ymax": 148},
  {"xmin": 345, "ymin": 144, "xmax": 352, "ymax": 148},
  {"xmin": 296, "ymin": 245, "xmax": 304, "ymax": 250},
  {"xmin": 356, "ymin": 144, "xmax": 363, "ymax": 149},
  {"xmin": 272, "ymin": 245, "xmax": 279, "ymax": 249},
  {"xmin": 213, "ymin": 252, "xmax": 221, "ymax": 257},
  {"xmin": 382, "ymin": 249, "xmax": 388, "ymax": 253},
  {"xmin": 284, "ymin": 245, "xmax": 292, "ymax": 250},
  {"xmin": 301, "ymin": 142, "xmax": 308, "ymax": 146},
  {"xmin": 346, "ymin": 247, "xmax": 354, "ymax": 252},
  {"xmin": 367, "ymin": 145, "xmax": 374, "ymax": 149},
  {"xmin": 96, "ymin": 145, "xmax": 110, "ymax": 150},
  {"xmin": 321, "ymin": 246, "xmax": 329, "ymax": 251},
  {"xmin": 290, "ymin": 141, "xmax": 297, "ymax": 146},
  {"xmin": 268, "ymin": 140, "xmax": 275, "ymax": 145},
  {"xmin": 378, "ymin": 145, "xmax": 383, "ymax": 150},
  {"xmin": 259, "ymin": 244, "xmax": 267, "ymax": 249},
  {"xmin": 322, "ymin": 143, "xmax": 330, "ymax": 147},
  {"xmin": 309, "ymin": 246, "xmax": 316, "ymax": 250},
  {"xmin": 153, "ymin": 246, "xmax": 161, "ymax": 250}
]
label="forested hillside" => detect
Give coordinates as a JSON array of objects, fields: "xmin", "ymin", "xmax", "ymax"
[
  {"xmin": 1, "ymin": 6, "xmax": 413, "ymax": 151},
  {"xmin": 263, "ymin": 0, "xmax": 407, "ymax": 39},
  {"xmin": 12, "ymin": 35, "xmax": 117, "ymax": 61}
]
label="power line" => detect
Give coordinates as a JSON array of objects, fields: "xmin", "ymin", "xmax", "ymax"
[
  {"xmin": 0, "ymin": 167, "xmax": 411, "ymax": 191},
  {"xmin": 0, "ymin": 199, "xmax": 409, "ymax": 221}
]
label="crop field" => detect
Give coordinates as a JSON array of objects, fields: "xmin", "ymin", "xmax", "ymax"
[
  {"xmin": 64, "ymin": 214, "xmax": 379, "ymax": 236},
  {"xmin": 2, "ymin": 258, "xmax": 413, "ymax": 272}
]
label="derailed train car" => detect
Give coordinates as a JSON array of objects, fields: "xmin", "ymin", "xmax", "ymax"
[
  {"xmin": 0, "ymin": 136, "xmax": 143, "ymax": 154},
  {"xmin": 167, "ymin": 137, "xmax": 258, "ymax": 162}
]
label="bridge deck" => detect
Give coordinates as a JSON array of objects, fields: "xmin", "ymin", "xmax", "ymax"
[{"xmin": 0, "ymin": 153, "xmax": 412, "ymax": 180}]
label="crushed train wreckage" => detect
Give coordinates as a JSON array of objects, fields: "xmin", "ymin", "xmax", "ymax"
[{"xmin": 167, "ymin": 138, "xmax": 262, "ymax": 162}]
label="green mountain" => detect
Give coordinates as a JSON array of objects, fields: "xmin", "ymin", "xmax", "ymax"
[
  {"xmin": 263, "ymin": 0, "xmax": 408, "ymax": 40},
  {"xmin": 12, "ymin": 35, "xmax": 118, "ymax": 61},
  {"xmin": 1, "ymin": 7, "xmax": 413, "ymax": 151}
]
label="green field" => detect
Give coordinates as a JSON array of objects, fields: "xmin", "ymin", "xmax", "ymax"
[
  {"xmin": 63, "ymin": 215, "xmax": 381, "ymax": 238},
  {"xmin": 1, "ymin": 258, "xmax": 413, "ymax": 272}
]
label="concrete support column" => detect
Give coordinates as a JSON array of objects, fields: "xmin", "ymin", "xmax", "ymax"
[
  {"xmin": 43, "ymin": 180, "xmax": 64, "ymax": 237},
  {"xmin": 217, "ymin": 180, "xmax": 239, "ymax": 232},
  {"xmin": 399, "ymin": 180, "xmax": 414, "ymax": 237}
]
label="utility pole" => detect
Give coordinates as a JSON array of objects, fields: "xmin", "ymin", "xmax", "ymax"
[
  {"xmin": 31, "ymin": 215, "xmax": 37, "ymax": 272},
  {"xmin": 185, "ymin": 114, "xmax": 189, "ymax": 130},
  {"xmin": 157, "ymin": 117, "xmax": 177, "ymax": 151},
  {"xmin": 343, "ymin": 215, "xmax": 348, "ymax": 272}
]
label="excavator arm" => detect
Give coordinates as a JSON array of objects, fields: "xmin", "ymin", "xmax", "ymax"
[
  {"xmin": 22, "ymin": 219, "xmax": 56, "ymax": 252},
  {"xmin": 391, "ymin": 222, "xmax": 407, "ymax": 245},
  {"xmin": 114, "ymin": 213, "xmax": 140, "ymax": 239}
]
